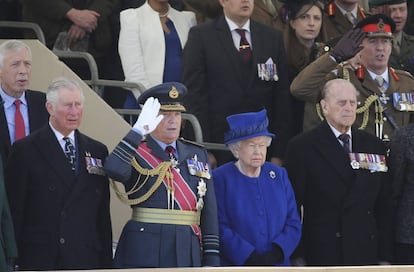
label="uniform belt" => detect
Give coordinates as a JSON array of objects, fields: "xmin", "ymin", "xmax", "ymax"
[{"xmin": 131, "ymin": 207, "xmax": 200, "ymax": 226}]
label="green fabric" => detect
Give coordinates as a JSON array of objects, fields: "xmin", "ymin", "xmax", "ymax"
[{"xmin": 0, "ymin": 157, "xmax": 17, "ymax": 271}]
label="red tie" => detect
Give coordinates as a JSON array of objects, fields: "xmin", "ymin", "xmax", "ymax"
[
  {"xmin": 14, "ymin": 100, "xmax": 25, "ymax": 141},
  {"xmin": 235, "ymin": 29, "xmax": 252, "ymax": 62}
]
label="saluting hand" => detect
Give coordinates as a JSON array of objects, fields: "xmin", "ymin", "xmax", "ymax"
[{"xmin": 133, "ymin": 97, "xmax": 164, "ymax": 136}]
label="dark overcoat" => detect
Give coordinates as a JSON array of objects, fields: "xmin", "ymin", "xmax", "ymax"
[
  {"xmin": 285, "ymin": 121, "xmax": 394, "ymax": 265},
  {"xmin": 5, "ymin": 125, "xmax": 112, "ymax": 270}
]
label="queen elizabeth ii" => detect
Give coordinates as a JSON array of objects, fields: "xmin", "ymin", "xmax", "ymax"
[{"xmin": 213, "ymin": 109, "xmax": 301, "ymax": 266}]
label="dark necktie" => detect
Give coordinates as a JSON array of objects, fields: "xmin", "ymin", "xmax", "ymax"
[
  {"xmin": 14, "ymin": 100, "xmax": 25, "ymax": 141},
  {"xmin": 235, "ymin": 29, "xmax": 252, "ymax": 62},
  {"xmin": 338, "ymin": 133, "xmax": 351, "ymax": 153},
  {"xmin": 64, "ymin": 137, "xmax": 76, "ymax": 171},
  {"xmin": 165, "ymin": 145, "xmax": 177, "ymax": 161}
]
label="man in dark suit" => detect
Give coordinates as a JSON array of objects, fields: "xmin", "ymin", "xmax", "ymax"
[
  {"xmin": 0, "ymin": 39, "xmax": 49, "ymax": 165},
  {"xmin": 285, "ymin": 79, "xmax": 393, "ymax": 265},
  {"xmin": 182, "ymin": 0, "xmax": 292, "ymax": 166},
  {"xmin": 5, "ymin": 77, "xmax": 112, "ymax": 270},
  {"xmin": 105, "ymin": 82, "xmax": 219, "ymax": 268}
]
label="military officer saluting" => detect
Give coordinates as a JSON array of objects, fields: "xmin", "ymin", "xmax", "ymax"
[
  {"xmin": 104, "ymin": 82, "xmax": 219, "ymax": 268},
  {"xmin": 291, "ymin": 13, "xmax": 414, "ymax": 142}
]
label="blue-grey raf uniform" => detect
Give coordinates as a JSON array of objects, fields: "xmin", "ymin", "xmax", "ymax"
[{"xmin": 105, "ymin": 82, "xmax": 220, "ymax": 268}]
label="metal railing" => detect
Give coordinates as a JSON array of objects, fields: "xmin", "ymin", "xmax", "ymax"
[
  {"xmin": 114, "ymin": 108, "xmax": 228, "ymax": 152},
  {"xmin": 0, "ymin": 20, "xmax": 46, "ymax": 44},
  {"xmin": 53, "ymin": 50, "xmax": 146, "ymax": 97}
]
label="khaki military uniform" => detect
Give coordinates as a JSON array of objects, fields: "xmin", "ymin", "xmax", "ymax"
[
  {"xmin": 253, "ymin": 0, "xmax": 285, "ymax": 31},
  {"xmin": 291, "ymin": 53, "xmax": 414, "ymax": 140},
  {"xmin": 389, "ymin": 32, "xmax": 414, "ymax": 76},
  {"xmin": 320, "ymin": 3, "xmax": 368, "ymax": 43}
]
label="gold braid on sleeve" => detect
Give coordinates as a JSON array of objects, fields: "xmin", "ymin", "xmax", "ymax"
[{"xmin": 110, "ymin": 157, "xmax": 173, "ymax": 206}]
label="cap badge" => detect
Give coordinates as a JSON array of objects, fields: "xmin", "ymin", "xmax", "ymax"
[
  {"xmin": 169, "ymin": 86, "xmax": 179, "ymax": 99},
  {"xmin": 377, "ymin": 19, "xmax": 385, "ymax": 31}
]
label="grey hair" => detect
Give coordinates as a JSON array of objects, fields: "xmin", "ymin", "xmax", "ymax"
[
  {"xmin": 227, "ymin": 136, "xmax": 272, "ymax": 159},
  {"xmin": 320, "ymin": 78, "xmax": 360, "ymax": 101},
  {"xmin": 46, "ymin": 77, "xmax": 85, "ymax": 107},
  {"xmin": 0, "ymin": 40, "xmax": 32, "ymax": 69},
  {"xmin": 228, "ymin": 142, "xmax": 242, "ymax": 158}
]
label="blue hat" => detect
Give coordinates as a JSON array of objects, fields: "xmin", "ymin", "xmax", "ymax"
[
  {"xmin": 224, "ymin": 109, "xmax": 275, "ymax": 145},
  {"xmin": 138, "ymin": 82, "xmax": 187, "ymax": 112}
]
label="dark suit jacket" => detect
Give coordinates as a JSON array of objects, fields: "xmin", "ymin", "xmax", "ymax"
[
  {"xmin": 182, "ymin": 16, "xmax": 291, "ymax": 159},
  {"xmin": 5, "ymin": 125, "xmax": 112, "ymax": 271},
  {"xmin": 0, "ymin": 89, "xmax": 49, "ymax": 166},
  {"xmin": 285, "ymin": 121, "xmax": 394, "ymax": 265}
]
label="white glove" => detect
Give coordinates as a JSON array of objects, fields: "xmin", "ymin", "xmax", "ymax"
[{"xmin": 133, "ymin": 97, "xmax": 164, "ymax": 135}]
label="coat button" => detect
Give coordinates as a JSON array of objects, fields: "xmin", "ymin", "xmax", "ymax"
[
  {"xmin": 49, "ymin": 184, "xmax": 56, "ymax": 191},
  {"xmin": 335, "ymin": 232, "xmax": 342, "ymax": 238},
  {"xmin": 140, "ymin": 228, "xmax": 144, "ymax": 232},
  {"xmin": 59, "ymin": 238, "xmax": 65, "ymax": 244},
  {"xmin": 370, "ymin": 234, "xmax": 375, "ymax": 240}
]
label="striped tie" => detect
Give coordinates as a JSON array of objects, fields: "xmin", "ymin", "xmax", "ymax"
[
  {"xmin": 235, "ymin": 29, "xmax": 252, "ymax": 62},
  {"xmin": 64, "ymin": 137, "xmax": 76, "ymax": 171}
]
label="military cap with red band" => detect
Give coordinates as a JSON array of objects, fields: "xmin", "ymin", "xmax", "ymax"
[{"xmin": 354, "ymin": 13, "xmax": 396, "ymax": 38}]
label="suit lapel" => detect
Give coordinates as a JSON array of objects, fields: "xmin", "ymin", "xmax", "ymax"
[
  {"xmin": 215, "ymin": 16, "xmax": 245, "ymax": 83},
  {"xmin": 0, "ymin": 97, "xmax": 11, "ymax": 161},
  {"xmin": 26, "ymin": 90, "xmax": 46, "ymax": 133},
  {"xmin": 249, "ymin": 21, "xmax": 266, "ymax": 85},
  {"xmin": 35, "ymin": 126, "xmax": 76, "ymax": 187},
  {"xmin": 146, "ymin": 135, "xmax": 170, "ymax": 161},
  {"xmin": 312, "ymin": 122, "xmax": 355, "ymax": 185},
  {"xmin": 342, "ymin": 128, "xmax": 375, "ymax": 208},
  {"xmin": 64, "ymin": 131, "xmax": 91, "ymax": 208}
]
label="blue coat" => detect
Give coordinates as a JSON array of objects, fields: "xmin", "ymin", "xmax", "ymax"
[{"xmin": 213, "ymin": 162, "xmax": 301, "ymax": 266}]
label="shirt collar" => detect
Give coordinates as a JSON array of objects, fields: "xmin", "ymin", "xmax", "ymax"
[
  {"xmin": 49, "ymin": 122, "xmax": 75, "ymax": 143},
  {"xmin": 150, "ymin": 135, "xmax": 177, "ymax": 152},
  {"xmin": 0, "ymin": 86, "xmax": 27, "ymax": 109},
  {"xmin": 225, "ymin": 16, "xmax": 251, "ymax": 33},
  {"xmin": 335, "ymin": 1, "xmax": 358, "ymax": 18},
  {"xmin": 367, "ymin": 69, "xmax": 389, "ymax": 84},
  {"xmin": 327, "ymin": 121, "xmax": 352, "ymax": 139}
]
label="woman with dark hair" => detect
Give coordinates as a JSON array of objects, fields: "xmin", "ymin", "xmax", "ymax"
[{"xmin": 280, "ymin": 0, "xmax": 328, "ymax": 135}]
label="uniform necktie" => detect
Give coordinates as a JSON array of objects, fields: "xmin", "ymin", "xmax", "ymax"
[
  {"xmin": 375, "ymin": 76, "xmax": 389, "ymax": 104},
  {"xmin": 338, "ymin": 133, "xmax": 351, "ymax": 153},
  {"xmin": 345, "ymin": 12, "xmax": 356, "ymax": 26},
  {"xmin": 165, "ymin": 145, "xmax": 177, "ymax": 161},
  {"xmin": 393, "ymin": 38, "xmax": 401, "ymax": 55},
  {"xmin": 64, "ymin": 137, "xmax": 76, "ymax": 171},
  {"xmin": 235, "ymin": 29, "xmax": 252, "ymax": 62},
  {"xmin": 14, "ymin": 100, "xmax": 25, "ymax": 141}
]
